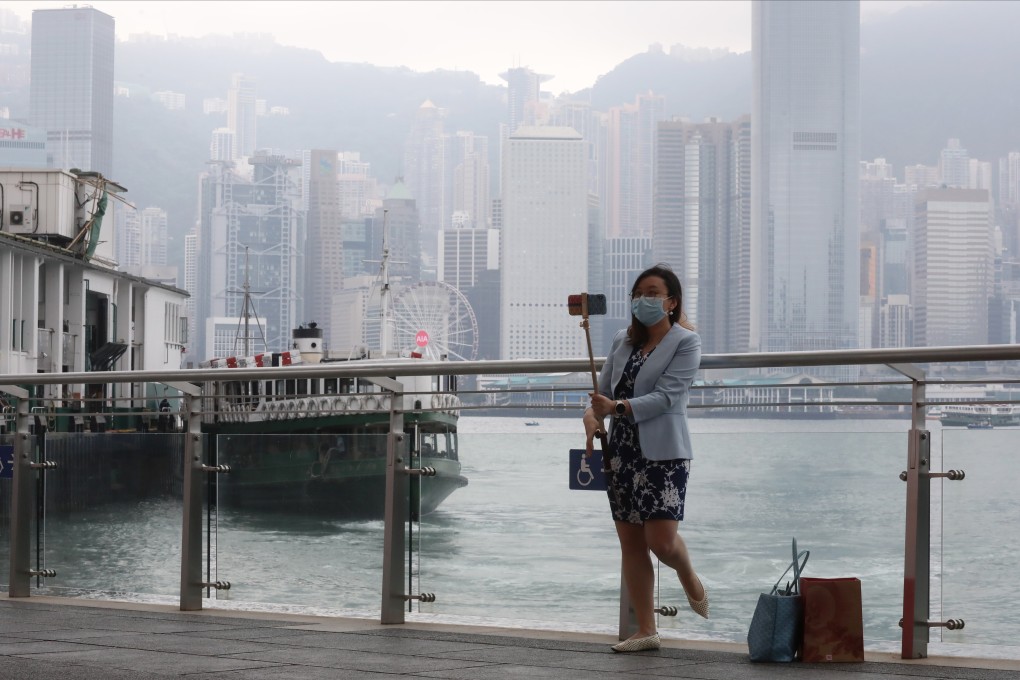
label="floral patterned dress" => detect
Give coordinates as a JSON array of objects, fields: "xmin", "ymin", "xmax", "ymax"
[{"xmin": 607, "ymin": 345, "xmax": 691, "ymax": 524}]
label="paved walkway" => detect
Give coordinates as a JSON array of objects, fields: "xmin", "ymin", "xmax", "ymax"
[{"xmin": 0, "ymin": 597, "xmax": 1016, "ymax": 679}]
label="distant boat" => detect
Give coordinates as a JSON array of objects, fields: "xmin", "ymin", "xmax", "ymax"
[
  {"xmin": 941, "ymin": 404, "xmax": 1019, "ymax": 427},
  {"xmin": 525, "ymin": 421, "xmax": 540, "ymax": 426},
  {"xmin": 966, "ymin": 420, "xmax": 994, "ymax": 430}
]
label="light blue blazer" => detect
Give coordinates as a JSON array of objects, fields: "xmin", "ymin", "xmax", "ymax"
[{"xmin": 598, "ymin": 324, "xmax": 701, "ymax": 461}]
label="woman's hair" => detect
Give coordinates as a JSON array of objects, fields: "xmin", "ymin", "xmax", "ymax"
[{"xmin": 626, "ymin": 263, "xmax": 694, "ymax": 347}]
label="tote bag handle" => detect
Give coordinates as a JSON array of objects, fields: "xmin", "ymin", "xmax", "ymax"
[{"xmin": 770, "ymin": 537, "xmax": 810, "ymax": 596}]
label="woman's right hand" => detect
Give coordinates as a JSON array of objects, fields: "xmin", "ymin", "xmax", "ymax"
[{"xmin": 582, "ymin": 408, "xmax": 604, "ymax": 455}]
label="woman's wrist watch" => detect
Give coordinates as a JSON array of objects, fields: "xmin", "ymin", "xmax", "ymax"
[{"xmin": 614, "ymin": 400, "xmax": 626, "ymax": 416}]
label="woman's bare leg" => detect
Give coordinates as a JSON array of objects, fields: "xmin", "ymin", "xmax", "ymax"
[
  {"xmin": 615, "ymin": 520, "xmax": 657, "ymax": 637},
  {"xmin": 643, "ymin": 519, "xmax": 704, "ymax": 601}
]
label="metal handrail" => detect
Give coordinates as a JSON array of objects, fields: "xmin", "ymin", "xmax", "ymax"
[{"xmin": 0, "ymin": 343, "xmax": 1018, "ymax": 386}]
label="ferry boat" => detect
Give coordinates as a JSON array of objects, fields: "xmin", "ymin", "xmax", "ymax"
[
  {"xmin": 199, "ymin": 331, "xmax": 467, "ymax": 519},
  {"xmin": 198, "ymin": 225, "xmax": 467, "ymax": 519},
  {"xmin": 940, "ymin": 404, "xmax": 1020, "ymax": 427}
]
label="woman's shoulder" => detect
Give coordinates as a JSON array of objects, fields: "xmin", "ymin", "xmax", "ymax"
[{"xmin": 668, "ymin": 323, "xmax": 701, "ymax": 345}]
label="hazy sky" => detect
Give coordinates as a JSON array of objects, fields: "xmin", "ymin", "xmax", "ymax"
[{"xmin": 5, "ymin": 0, "xmax": 929, "ymax": 93}]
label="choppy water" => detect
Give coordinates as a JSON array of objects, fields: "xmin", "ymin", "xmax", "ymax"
[{"xmin": 13, "ymin": 417, "xmax": 1020, "ymax": 658}]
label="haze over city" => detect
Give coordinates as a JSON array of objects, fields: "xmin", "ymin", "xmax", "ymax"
[
  {"xmin": 2, "ymin": 0, "xmax": 1020, "ymax": 366},
  {"xmin": 5, "ymin": 0, "xmax": 927, "ymax": 93}
]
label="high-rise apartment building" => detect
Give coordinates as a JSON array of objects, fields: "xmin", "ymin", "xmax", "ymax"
[
  {"xmin": 939, "ymin": 138, "xmax": 969, "ymax": 188},
  {"xmin": 751, "ymin": 0, "xmax": 860, "ymax": 354},
  {"xmin": 304, "ymin": 150, "xmax": 344, "ymax": 343},
  {"xmin": 606, "ymin": 92, "xmax": 665, "ymax": 239},
  {"xmin": 447, "ymin": 132, "xmax": 490, "ymax": 229},
  {"xmin": 116, "ymin": 204, "xmax": 141, "ymax": 269},
  {"xmin": 913, "ymin": 188, "xmax": 992, "ymax": 347},
  {"xmin": 337, "ymin": 152, "xmax": 378, "ymax": 218},
  {"xmin": 195, "ymin": 154, "xmax": 304, "ymax": 360},
  {"xmin": 402, "ymin": 100, "xmax": 446, "ymax": 252},
  {"xmin": 210, "ymin": 128, "xmax": 235, "ymax": 162},
  {"xmin": 550, "ymin": 99, "xmax": 608, "ymax": 202},
  {"xmin": 29, "ymin": 6, "xmax": 114, "ymax": 175},
  {"xmin": 500, "ymin": 126, "xmax": 588, "ymax": 360},
  {"xmin": 654, "ymin": 116, "xmax": 752, "ymax": 353},
  {"xmin": 227, "ymin": 73, "xmax": 257, "ymax": 159},
  {"xmin": 139, "ymin": 207, "xmax": 168, "ymax": 266}
]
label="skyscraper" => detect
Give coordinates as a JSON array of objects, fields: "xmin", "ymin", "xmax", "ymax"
[
  {"xmin": 402, "ymin": 100, "xmax": 446, "ymax": 252},
  {"xmin": 751, "ymin": 0, "xmax": 860, "ymax": 354},
  {"xmin": 138, "ymin": 206, "xmax": 168, "ymax": 266},
  {"xmin": 499, "ymin": 67, "xmax": 551, "ymax": 136},
  {"xmin": 447, "ymin": 131, "xmax": 490, "ymax": 230},
  {"xmin": 500, "ymin": 126, "xmax": 588, "ymax": 360},
  {"xmin": 29, "ymin": 6, "xmax": 115, "ymax": 175},
  {"xmin": 304, "ymin": 150, "xmax": 344, "ymax": 342},
  {"xmin": 654, "ymin": 116, "xmax": 752, "ymax": 354},
  {"xmin": 939, "ymin": 138, "xmax": 969, "ymax": 188},
  {"xmin": 606, "ymin": 92, "xmax": 665, "ymax": 238},
  {"xmin": 913, "ymin": 189, "xmax": 992, "ymax": 347},
  {"xmin": 210, "ymin": 128, "xmax": 235, "ymax": 162},
  {"xmin": 195, "ymin": 153, "xmax": 304, "ymax": 360},
  {"xmin": 227, "ymin": 73, "xmax": 257, "ymax": 159}
]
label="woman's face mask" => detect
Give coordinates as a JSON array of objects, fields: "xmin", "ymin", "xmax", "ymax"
[{"xmin": 631, "ymin": 296, "xmax": 668, "ymax": 326}]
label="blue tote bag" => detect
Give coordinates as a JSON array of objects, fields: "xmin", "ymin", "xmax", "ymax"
[{"xmin": 747, "ymin": 538, "xmax": 810, "ymax": 662}]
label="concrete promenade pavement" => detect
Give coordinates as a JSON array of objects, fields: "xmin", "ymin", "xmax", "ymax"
[{"xmin": 0, "ymin": 597, "xmax": 1016, "ymax": 679}]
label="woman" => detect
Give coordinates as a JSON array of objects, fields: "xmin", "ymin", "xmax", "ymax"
[{"xmin": 583, "ymin": 264, "xmax": 707, "ymax": 653}]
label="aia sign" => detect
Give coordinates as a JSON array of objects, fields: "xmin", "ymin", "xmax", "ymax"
[
  {"xmin": 0, "ymin": 128, "xmax": 27, "ymax": 140},
  {"xmin": 415, "ymin": 330, "xmax": 429, "ymax": 347}
]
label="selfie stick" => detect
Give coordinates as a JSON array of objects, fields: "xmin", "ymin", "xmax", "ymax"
[{"xmin": 570, "ymin": 293, "xmax": 612, "ymax": 472}]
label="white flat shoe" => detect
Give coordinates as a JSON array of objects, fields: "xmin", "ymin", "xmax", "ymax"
[
  {"xmin": 685, "ymin": 574, "xmax": 710, "ymax": 619},
  {"xmin": 611, "ymin": 633, "xmax": 661, "ymax": 653}
]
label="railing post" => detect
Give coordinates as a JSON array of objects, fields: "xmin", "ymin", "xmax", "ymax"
[
  {"xmin": 618, "ymin": 570, "xmax": 636, "ymax": 640},
  {"xmin": 5, "ymin": 386, "xmax": 32, "ymax": 597},
  {"xmin": 378, "ymin": 379, "xmax": 406, "ymax": 624},
  {"xmin": 179, "ymin": 385, "xmax": 205, "ymax": 610},
  {"xmin": 891, "ymin": 364, "xmax": 929, "ymax": 658}
]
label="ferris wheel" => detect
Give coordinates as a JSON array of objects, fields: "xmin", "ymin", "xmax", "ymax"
[{"xmin": 391, "ymin": 281, "xmax": 479, "ymax": 361}]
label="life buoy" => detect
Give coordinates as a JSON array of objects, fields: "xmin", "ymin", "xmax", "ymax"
[
  {"xmin": 431, "ymin": 394, "xmax": 442, "ymax": 409},
  {"xmin": 319, "ymin": 397, "xmax": 330, "ymax": 412},
  {"xmin": 364, "ymin": 395, "xmax": 379, "ymax": 410},
  {"xmin": 379, "ymin": 395, "xmax": 391, "ymax": 410},
  {"xmin": 332, "ymin": 396, "xmax": 345, "ymax": 412}
]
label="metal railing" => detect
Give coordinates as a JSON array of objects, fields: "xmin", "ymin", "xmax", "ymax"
[{"xmin": 2, "ymin": 343, "xmax": 1020, "ymax": 659}]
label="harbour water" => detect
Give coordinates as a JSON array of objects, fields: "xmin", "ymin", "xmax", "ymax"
[{"xmin": 13, "ymin": 416, "xmax": 1020, "ymax": 657}]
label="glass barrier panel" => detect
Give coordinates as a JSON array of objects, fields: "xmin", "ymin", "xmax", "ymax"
[
  {"xmin": 940, "ymin": 425, "xmax": 1020, "ymax": 653},
  {"xmin": 213, "ymin": 433, "xmax": 391, "ymax": 617},
  {"xmin": 416, "ymin": 417, "xmax": 907, "ymax": 647},
  {"xmin": 35, "ymin": 432, "xmax": 185, "ymax": 602}
]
